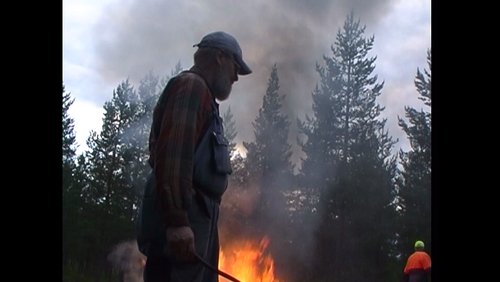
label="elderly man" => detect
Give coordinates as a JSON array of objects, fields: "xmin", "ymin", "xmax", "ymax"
[{"xmin": 137, "ymin": 31, "xmax": 252, "ymax": 282}]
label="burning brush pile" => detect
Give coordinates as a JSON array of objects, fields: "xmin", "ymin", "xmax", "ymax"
[
  {"xmin": 218, "ymin": 183, "xmax": 283, "ymax": 282},
  {"xmin": 218, "ymin": 236, "xmax": 281, "ymax": 282}
]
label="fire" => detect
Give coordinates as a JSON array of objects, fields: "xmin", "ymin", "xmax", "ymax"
[{"xmin": 219, "ymin": 236, "xmax": 281, "ymax": 282}]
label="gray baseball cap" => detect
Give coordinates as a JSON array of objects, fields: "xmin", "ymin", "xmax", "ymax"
[{"xmin": 193, "ymin": 31, "xmax": 252, "ymax": 75}]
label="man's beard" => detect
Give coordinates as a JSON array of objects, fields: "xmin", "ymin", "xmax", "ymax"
[{"xmin": 212, "ymin": 69, "xmax": 232, "ymax": 101}]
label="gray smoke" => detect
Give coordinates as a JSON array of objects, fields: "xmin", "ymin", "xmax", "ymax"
[
  {"xmin": 91, "ymin": 0, "xmax": 418, "ymax": 162},
  {"xmin": 107, "ymin": 240, "xmax": 146, "ymax": 282}
]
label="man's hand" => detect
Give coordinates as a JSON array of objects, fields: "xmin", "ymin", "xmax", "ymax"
[{"xmin": 165, "ymin": 226, "xmax": 196, "ymax": 262}]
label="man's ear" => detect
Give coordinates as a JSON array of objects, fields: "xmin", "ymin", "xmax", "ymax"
[{"xmin": 215, "ymin": 50, "xmax": 225, "ymax": 66}]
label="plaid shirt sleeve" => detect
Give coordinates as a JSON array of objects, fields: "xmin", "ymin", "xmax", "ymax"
[{"xmin": 149, "ymin": 72, "xmax": 213, "ymax": 227}]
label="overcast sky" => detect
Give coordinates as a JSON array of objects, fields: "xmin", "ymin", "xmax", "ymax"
[{"xmin": 63, "ymin": 0, "xmax": 431, "ymax": 162}]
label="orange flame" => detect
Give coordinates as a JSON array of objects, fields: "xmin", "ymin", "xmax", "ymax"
[{"xmin": 219, "ymin": 236, "xmax": 281, "ymax": 282}]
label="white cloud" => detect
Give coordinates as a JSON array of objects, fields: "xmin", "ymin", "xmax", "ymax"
[{"xmin": 68, "ymin": 99, "xmax": 104, "ymax": 154}]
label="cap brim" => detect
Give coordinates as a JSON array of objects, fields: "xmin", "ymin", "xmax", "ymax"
[{"xmin": 235, "ymin": 57, "xmax": 252, "ymax": 75}]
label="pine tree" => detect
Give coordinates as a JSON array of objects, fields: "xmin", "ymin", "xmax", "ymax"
[
  {"xmin": 397, "ymin": 49, "xmax": 431, "ymax": 262},
  {"xmin": 80, "ymin": 80, "xmax": 142, "ymax": 276},
  {"xmin": 244, "ymin": 64, "xmax": 294, "ymax": 222},
  {"xmin": 85, "ymin": 80, "xmax": 139, "ymax": 213},
  {"xmin": 299, "ymin": 12, "xmax": 398, "ymax": 282},
  {"xmin": 63, "ymin": 85, "xmax": 77, "ymax": 164},
  {"xmin": 62, "ymin": 85, "xmax": 79, "ymax": 262},
  {"xmin": 62, "ymin": 86, "xmax": 101, "ymax": 279},
  {"xmin": 223, "ymin": 107, "xmax": 238, "ymax": 157},
  {"xmin": 241, "ymin": 65, "xmax": 295, "ymax": 277},
  {"xmin": 223, "ymin": 107, "xmax": 248, "ymax": 188},
  {"xmin": 222, "ymin": 106, "xmax": 247, "ymax": 192},
  {"xmin": 122, "ymin": 72, "xmax": 161, "ymax": 203},
  {"xmin": 219, "ymin": 106, "xmax": 250, "ymax": 240}
]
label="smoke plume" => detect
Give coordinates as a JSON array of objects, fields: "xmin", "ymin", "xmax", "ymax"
[
  {"xmin": 107, "ymin": 240, "xmax": 146, "ymax": 282},
  {"xmin": 91, "ymin": 0, "xmax": 417, "ymax": 159}
]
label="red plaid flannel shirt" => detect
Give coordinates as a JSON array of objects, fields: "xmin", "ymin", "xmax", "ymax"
[{"xmin": 148, "ymin": 71, "xmax": 215, "ymax": 227}]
